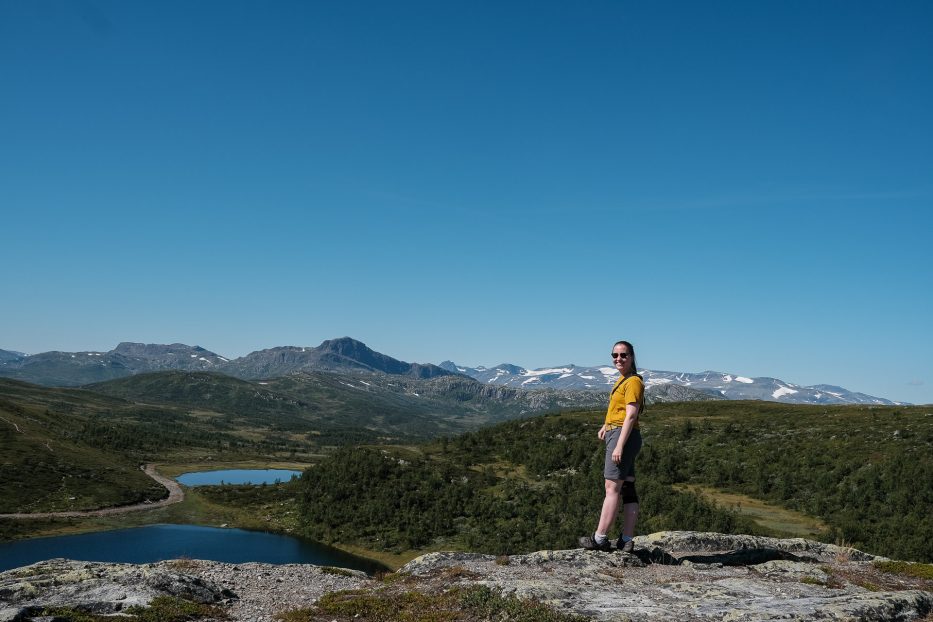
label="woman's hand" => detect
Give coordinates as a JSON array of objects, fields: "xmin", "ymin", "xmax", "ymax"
[
  {"xmin": 597, "ymin": 425, "xmax": 607, "ymax": 440},
  {"xmin": 612, "ymin": 448, "xmax": 622, "ymax": 463}
]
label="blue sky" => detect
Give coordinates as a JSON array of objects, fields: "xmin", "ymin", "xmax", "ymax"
[{"xmin": 1, "ymin": 1, "xmax": 931, "ymax": 404}]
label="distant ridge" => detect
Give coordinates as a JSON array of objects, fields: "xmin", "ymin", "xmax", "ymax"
[
  {"xmin": 0, "ymin": 343, "xmax": 227, "ymax": 386},
  {"xmin": 441, "ymin": 362, "xmax": 906, "ymax": 406},
  {"xmin": 0, "ymin": 338, "xmax": 455, "ymax": 387}
]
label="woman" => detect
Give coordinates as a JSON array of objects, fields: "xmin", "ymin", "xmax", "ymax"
[{"xmin": 579, "ymin": 340, "xmax": 644, "ymax": 553}]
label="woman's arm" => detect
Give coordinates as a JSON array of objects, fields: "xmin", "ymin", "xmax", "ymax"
[{"xmin": 611, "ymin": 403, "xmax": 640, "ymax": 463}]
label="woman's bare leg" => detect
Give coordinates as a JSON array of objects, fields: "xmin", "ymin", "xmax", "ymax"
[{"xmin": 596, "ymin": 478, "xmax": 623, "ymax": 535}]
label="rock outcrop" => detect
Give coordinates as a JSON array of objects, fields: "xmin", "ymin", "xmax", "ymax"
[
  {"xmin": 1, "ymin": 532, "xmax": 931, "ymax": 622},
  {"xmin": 0, "ymin": 558, "xmax": 232, "ymax": 620},
  {"xmin": 400, "ymin": 532, "xmax": 931, "ymax": 621}
]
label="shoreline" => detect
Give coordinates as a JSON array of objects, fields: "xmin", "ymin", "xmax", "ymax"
[{"xmin": 0, "ymin": 463, "xmax": 412, "ymax": 570}]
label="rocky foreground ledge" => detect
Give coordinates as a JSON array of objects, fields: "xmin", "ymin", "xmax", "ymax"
[{"xmin": 1, "ymin": 532, "xmax": 931, "ymax": 621}]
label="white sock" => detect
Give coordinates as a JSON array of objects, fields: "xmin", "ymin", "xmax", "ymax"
[{"xmin": 594, "ymin": 533, "xmax": 608, "ymax": 544}]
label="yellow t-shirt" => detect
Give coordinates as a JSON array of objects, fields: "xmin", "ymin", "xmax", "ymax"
[{"xmin": 604, "ymin": 375, "xmax": 644, "ymax": 429}]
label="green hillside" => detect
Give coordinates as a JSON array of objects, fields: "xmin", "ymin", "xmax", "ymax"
[
  {"xmin": 0, "ymin": 380, "xmax": 167, "ymax": 512},
  {"xmin": 275, "ymin": 400, "xmax": 932, "ymax": 563},
  {"xmin": 85, "ymin": 371, "xmax": 340, "ymax": 437}
]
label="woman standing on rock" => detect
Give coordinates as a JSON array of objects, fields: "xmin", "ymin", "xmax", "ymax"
[{"xmin": 579, "ymin": 340, "xmax": 644, "ymax": 553}]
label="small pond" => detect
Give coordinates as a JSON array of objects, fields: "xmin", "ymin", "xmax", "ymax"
[
  {"xmin": 175, "ymin": 469, "xmax": 302, "ymax": 486},
  {"xmin": 0, "ymin": 524, "xmax": 385, "ymax": 574}
]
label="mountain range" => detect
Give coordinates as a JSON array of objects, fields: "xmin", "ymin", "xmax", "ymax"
[
  {"xmin": 0, "ymin": 339, "xmax": 451, "ymax": 387},
  {"xmin": 440, "ymin": 361, "xmax": 904, "ymax": 406},
  {"xmin": 0, "ymin": 338, "xmax": 903, "ymax": 405}
]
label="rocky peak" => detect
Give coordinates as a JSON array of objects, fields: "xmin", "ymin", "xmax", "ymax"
[
  {"xmin": 316, "ymin": 336, "xmax": 371, "ymax": 357},
  {"xmin": 315, "ymin": 337, "xmax": 409, "ymax": 374},
  {"xmin": 312, "ymin": 338, "xmax": 454, "ymax": 379}
]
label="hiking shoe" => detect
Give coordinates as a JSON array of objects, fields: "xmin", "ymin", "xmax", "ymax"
[
  {"xmin": 578, "ymin": 534, "xmax": 611, "ymax": 552},
  {"xmin": 616, "ymin": 537, "xmax": 635, "ymax": 553}
]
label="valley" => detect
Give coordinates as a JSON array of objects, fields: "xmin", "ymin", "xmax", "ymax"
[
  {"xmin": 2, "ymin": 339, "xmax": 930, "ymax": 571},
  {"xmin": 4, "ymin": 389, "xmax": 929, "ymax": 568}
]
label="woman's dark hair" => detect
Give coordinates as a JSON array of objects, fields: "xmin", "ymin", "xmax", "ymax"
[{"xmin": 614, "ymin": 340, "xmax": 642, "ymax": 378}]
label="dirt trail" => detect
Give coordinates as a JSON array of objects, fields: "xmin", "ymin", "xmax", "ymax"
[
  {"xmin": 0, "ymin": 416, "xmax": 23, "ymax": 433},
  {"xmin": 0, "ymin": 464, "xmax": 184, "ymax": 519}
]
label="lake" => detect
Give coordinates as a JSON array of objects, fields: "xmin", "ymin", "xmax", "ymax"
[
  {"xmin": 175, "ymin": 469, "xmax": 302, "ymax": 486},
  {"xmin": 0, "ymin": 524, "xmax": 386, "ymax": 574}
]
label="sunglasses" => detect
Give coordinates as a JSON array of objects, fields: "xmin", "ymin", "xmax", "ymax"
[{"xmin": 611, "ymin": 352, "xmax": 630, "ymax": 360}]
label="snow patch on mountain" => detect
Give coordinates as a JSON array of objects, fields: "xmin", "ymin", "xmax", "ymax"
[
  {"xmin": 525, "ymin": 367, "xmax": 573, "ymax": 376},
  {"xmin": 442, "ymin": 361, "xmax": 904, "ymax": 405},
  {"xmin": 772, "ymin": 386, "xmax": 799, "ymax": 399}
]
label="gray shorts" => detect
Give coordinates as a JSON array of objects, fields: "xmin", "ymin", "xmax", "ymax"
[{"xmin": 604, "ymin": 428, "xmax": 642, "ymax": 480}]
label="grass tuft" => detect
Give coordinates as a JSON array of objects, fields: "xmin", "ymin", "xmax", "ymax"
[
  {"xmin": 377, "ymin": 570, "xmax": 408, "ymax": 584},
  {"xmin": 803, "ymin": 569, "xmax": 846, "ymax": 589},
  {"xmin": 833, "ymin": 538, "xmax": 853, "ymax": 563}
]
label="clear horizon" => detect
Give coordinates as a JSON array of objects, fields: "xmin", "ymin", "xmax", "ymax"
[{"xmin": 2, "ymin": 1, "xmax": 931, "ymax": 404}]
